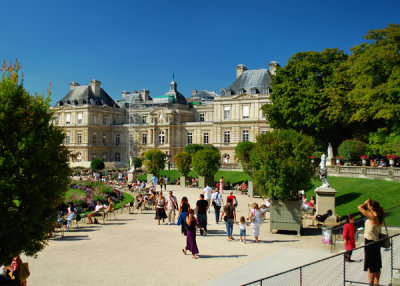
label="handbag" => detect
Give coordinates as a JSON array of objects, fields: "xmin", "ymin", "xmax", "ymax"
[{"xmin": 379, "ymin": 221, "xmax": 391, "ymax": 249}]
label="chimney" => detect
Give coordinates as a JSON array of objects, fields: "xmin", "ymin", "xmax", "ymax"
[
  {"xmin": 141, "ymin": 89, "xmax": 150, "ymax": 101},
  {"xmin": 70, "ymin": 82, "xmax": 80, "ymax": 90},
  {"xmin": 90, "ymin": 79, "xmax": 101, "ymax": 97},
  {"xmin": 268, "ymin": 61, "xmax": 280, "ymax": 76},
  {"xmin": 192, "ymin": 89, "xmax": 198, "ymax": 96},
  {"xmin": 236, "ymin": 64, "xmax": 247, "ymax": 79}
]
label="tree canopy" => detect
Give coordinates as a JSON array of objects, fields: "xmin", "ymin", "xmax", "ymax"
[
  {"xmin": 174, "ymin": 151, "xmax": 192, "ymax": 177},
  {"xmin": 192, "ymin": 149, "xmax": 221, "ymax": 177},
  {"xmin": 0, "ymin": 60, "xmax": 70, "ymax": 264},
  {"xmin": 251, "ymin": 129, "xmax": 315, "ymax": 201},
  {"xmin": 90, "ymin": 158, "xmax": 105, "ymax": 171},
  {"xmin": 143, "ymin": 149, "xmax": 165, "ymax": 175},
  {"xmin": 263, "ymin": 24, "xmax": 400, "ymax": 152}
]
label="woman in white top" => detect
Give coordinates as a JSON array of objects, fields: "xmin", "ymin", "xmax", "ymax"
[
  {"xmin": 155, "ymin": 192, "xmax": 167, "ymax": 225},
  {"xmin": 248, "ymin": 203, "xmax": 265, "ymax": 243},
  {"xmin": 358, "ymin": 198, "xmax": 385, "ymax": 286}
]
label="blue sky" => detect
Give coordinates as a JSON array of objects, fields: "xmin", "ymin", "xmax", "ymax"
[{"xmin": 1, "ymin": 0, "xmax": 399, "ymax": 104}]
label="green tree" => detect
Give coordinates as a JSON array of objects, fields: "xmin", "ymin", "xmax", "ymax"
[
  {"xmin": 132, "ymin": 156, "xmax": 142, "ymax": 169},
  {"xmin": 184, "ymin": 144, "xmax": 204, "ymax": 156},
  {"xmin": 192, "ymin": 149, "xmax": 221, "ymax": 176},
  {"xmin": 263, "ymin": 48, "xmax": 349, "ymax": 147},
  {"xmin": 234, "ymin": 141, "xmax": 255, "ymax": 177},
  {"xmin": 251, "ymin": 129, "xmax": 315, "ymax": 201},
  {"xmin": 143, "ymin": 149, "xmax": 165, "ymax": 175},
  {"xmin": 174, "ymin": 152, "xmax": 192, "ymax": 177},
  {"xmin": 90, "ymin": 158, "xmax": 105, "ymax": 171},
  {"xmin": 340, "ymin": 24, "xmax": 400, "ymax": 137},
  {"xmin": 338, "ymin": 139, "xmax": 367, "ymax": 163},
  {"xmin": 0, "ymin": 60, "xmax": 70, "ymax": 264}
]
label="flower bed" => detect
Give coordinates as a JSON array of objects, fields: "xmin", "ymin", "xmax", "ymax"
[{"xmin": 66, "ymin": 181, "xmax": 124, "ymax": 211}]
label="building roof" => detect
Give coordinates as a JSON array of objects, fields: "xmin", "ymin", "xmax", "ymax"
[
  {"xmin": 187, "ymin": 90, "xmax": 218, "ymax": 104},
  {"xmin": 153, "ymin": 80, "xmax": 187, "ymax": 105},
  {"xmin": 55, "ymin": 85, "xmax": 118, "ymax": 107},
  {"xmin": 223, "ymin": 69, "xmax": 272, "ymax": 96}
]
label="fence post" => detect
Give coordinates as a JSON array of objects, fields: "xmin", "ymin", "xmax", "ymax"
[
  {"xmin": 300, "ymin": 267, "xmax": 302, "ymax": 286},
  {"xmin": 392, "ymin": 236, "xmax": 394, "ymax": 286},
  {"xmin": 343, "ymin": 253, "xmax": 346, "ymax": 286}
]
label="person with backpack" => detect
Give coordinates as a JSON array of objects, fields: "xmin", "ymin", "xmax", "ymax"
[{"xmin": 211, "ymin": 188, "xmax": 223, "ymax": 224}]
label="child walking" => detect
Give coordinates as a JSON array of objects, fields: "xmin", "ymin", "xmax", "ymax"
[
  {"xmin": 237, "ymin": 216, "xmax": 250, "ymax": 243},
  {"xmin": 343, "ymin": 214, "xmax": 356, "ymax": 262}
]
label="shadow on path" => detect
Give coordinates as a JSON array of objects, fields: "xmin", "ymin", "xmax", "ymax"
[
  {"xmin": 56, "ymin": 235, "xmax": 91, "ymax": 241},
  {"xmin": 198, "ymin": 254, "xmax": 248, "ymax": 259}
]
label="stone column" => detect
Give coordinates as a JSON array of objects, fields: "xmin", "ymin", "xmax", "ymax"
[{"xmin": 166, "ymin": 128, "xmax": 169, "ymax": 144}]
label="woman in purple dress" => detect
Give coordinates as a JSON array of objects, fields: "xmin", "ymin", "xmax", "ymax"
[{"xmin": 182, "ymin": 209, "xmax": 199, "ymax": 259}]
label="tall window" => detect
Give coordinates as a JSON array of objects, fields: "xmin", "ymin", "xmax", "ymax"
[
  {"xmin": 65, "ymin": 132, "xmax": 70, "ymax": 144},
  {"xmin": 199, "ymin": 114, "xmax": 205, "ymax": 122},
  {"xmin": 224, "ymin": 131, "xmax": 230, "ymax": 144},
  {"xmin": 142, "ymin": 115, "xmax": 147, "ymax": 123},
  {"xmin": 92, "ymin": 153, "xmax": 97, "ymax": 159},
  {"xmin": 93, "ymin": 115, "xmax": 97, "ymax": 124},
  {"xmin": 77, "ymin": 113, "xmax": 82, "ymax": 124},
  {"xmin": 142, "ymin": 133, "xmax": 147, "ymax": 145},
  {"xmin": 203, "ymin": 132, "xmax": 209, "ymax": 144},
  {"xmin": 102, "ymin": 152, "xmax": 107, "ymax": 161},
  {"xmin": 77, "ymin": 133, "xmax": 82, "ymax": 144},
  {"xmin": 76, "ymin": 152, "xmax": 82, "ymax": 162},
  {"xmin": 115, "ymin": 152, "xmax": 121, "ymax": 162},
  {"xmin": 116, "ymin": 134, "xmax": 120, "ymax": 145},
  {"xmin": 243, "ymin": 105, "xmax": 249, "ymax": 119},
  {"xmin": 103, "ymin": 116, "xmax": 107, "ymax": 125},
  {"xmin": 65, "ymin": 113, "xmax": 71, "ymax": 125},
  {"xmin": 113, "ymin": 116, "xmax": 117, "ymax": 125},
  {"xmin": 55, "ymin": 115, "xmax": 59, "ymax": 125},
  {"xmin": 159, "ymin": 131, "xmax": 165, "ymax": 145},
  {"xmin": 242, "ymin": 130, "xmax": 249, "ymax": 141},
  {"xmin": 187, "ymin": 132, "xmax": 193, "ymax": 144},
  {"xmin": 92, "ymin": 133, "xmax": 97, "ymax": 145},
  {"xmin": 103, "ymin": 133, "xmax": 107, "ymax": 145},
  {"xmin": 224, "ymin": 107, "xmax": 230, "ymax": 120}
]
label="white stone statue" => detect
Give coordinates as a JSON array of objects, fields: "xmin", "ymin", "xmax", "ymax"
[
  {"xmin": 319, "ymin": 153, "xmax": 330, "ymax": 187},
  {"xmin": 327, "ymin": 143, "xmax": 334, "ymax": 160}
]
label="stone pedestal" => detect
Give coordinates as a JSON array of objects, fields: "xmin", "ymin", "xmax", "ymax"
[
  {"xmin": 127, "ymin": 170, "xmax": 137, "ymax": 183},
  {"xmin": 315, "ymin": 186, "xmax": 337, "ymax": 224}
]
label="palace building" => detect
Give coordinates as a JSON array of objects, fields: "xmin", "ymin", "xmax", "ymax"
[{"xmin": 53, "ymin": 62, "xmax": 279, "ymax": 167}]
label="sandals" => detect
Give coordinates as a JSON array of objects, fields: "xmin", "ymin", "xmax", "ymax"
[{"xmin": 182, "ymin": 249, "xmax": 187, "ymax": 255}]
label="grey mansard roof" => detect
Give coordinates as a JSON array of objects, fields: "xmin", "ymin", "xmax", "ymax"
[
  {"xmin": 223, "ymin": 69, "xmax": 272, "ymax": 96},
  {"xmin": 188, "ymin": 90, "xmax": 218, "ymax": 104},
  {"xmin": 55, "ymin": 86, "xmax": 118, "ymax": 107}
]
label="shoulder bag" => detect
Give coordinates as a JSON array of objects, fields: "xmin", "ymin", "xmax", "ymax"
[{"xmin": 379, "ymin": 221, "xmax": 391, "ymax": 249}]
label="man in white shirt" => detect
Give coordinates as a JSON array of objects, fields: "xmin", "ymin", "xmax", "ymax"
[
  {"xmin": 203, "ymin": 183, "xmax": 213, "ymax": 213},
  {"xmin": 211, "ymin": 189, "xmax": 223, "ymax": 224},
  {"xmin": 87, "ymin": 201, "xmax": 105, "ymax": 224}
]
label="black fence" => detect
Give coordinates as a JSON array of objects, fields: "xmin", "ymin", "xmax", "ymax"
[{"xmin": 243, "ymin": 233, "xmax": 400, "ymax": 286}]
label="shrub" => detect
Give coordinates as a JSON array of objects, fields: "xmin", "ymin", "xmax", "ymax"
[
  {"xmin": 192, "ymin": 149, "xmax": 221, "ymax": 176},
  {"xmin": 338, "ymin": 139, "xmax": 367, "ymax": 163},
  {"xmin": 184, "ymin": 144, "xmax": 204, "ymax": 156},
  {"xmin": 174, "ymin": 152, "xmax": 192, "ymax": 177},
  {"xmin": 251, "ymin": 129, "xmax": 315, "ymax": 201},
  {"xmin": 143, "ymin": 149, "xmax": 165, "ymax": 175},
  {"xmin": 235, "ymin": 141, "xmax": 255, "ymax": 177},
  {"xmin": 90, "ymin": 158, "xmax": 105, "ymax": 171},
  {"xmin": 132, "ymin": 157, "xmax": 142, "ymax": 169}
]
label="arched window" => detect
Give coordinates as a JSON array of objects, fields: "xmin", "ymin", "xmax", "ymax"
[
  {"xmin": 115, "ymin": 152, "xmax": 121, "ymax": 162},
  {"xmin": 159, "ymin": 131, "xmax": 165, "ymax": 145}
]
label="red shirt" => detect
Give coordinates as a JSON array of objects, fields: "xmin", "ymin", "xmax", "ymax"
[
  {"xmin": 227, "ymin": 195, "xmax": 236, "ymax": 205},
  {"xmin": 343, "ymin": 222, "xmax": 356, "ymax": 250}
]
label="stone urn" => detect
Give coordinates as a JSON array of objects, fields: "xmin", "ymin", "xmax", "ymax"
[
  {"xmin": 390, "ymin": 159, "xmax": 395, "ymax": 167},
  {"xmin": 335, "ymin": 158, "xmax": 341, "ymax": 165},
  {"xmin": 362, "ymin": 158, "xmax": 367, "ymax": 166}
]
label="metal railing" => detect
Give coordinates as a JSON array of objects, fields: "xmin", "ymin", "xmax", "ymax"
[{"xmin": 243, "ymin": 233, "xmax": 400, "ymax": 286}]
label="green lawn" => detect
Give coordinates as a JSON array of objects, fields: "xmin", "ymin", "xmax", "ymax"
[
  {"xmin": 138, "ymin": 170, "xmax": 250, "ymax": 185},
  {"xmin": 305, "ymin": 176, "xmax": 400, "ymax": 226},
  {"xmin": 65, "ymin": 188, "xmax": 87, "ymax": 200}
]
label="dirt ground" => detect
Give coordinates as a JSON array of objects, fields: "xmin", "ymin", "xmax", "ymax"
[{"xmin": 22, "ymin": 185, "xmax": 333, "ymax": 286}]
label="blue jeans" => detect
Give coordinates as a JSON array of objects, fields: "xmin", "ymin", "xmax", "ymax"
[
  {"xmin": 214, "ymin": 205, "xmax": 221, "ymax": 223},
  {"xmin": 225, "ymin": 219, "xmax": 234, "ymax": 237},
  {"xmin": 240, "ymin": 229, "xmax": 246, "ymax": 237}
]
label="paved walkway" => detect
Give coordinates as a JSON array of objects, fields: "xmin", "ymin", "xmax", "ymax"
[{"xmin": 22, "ymin": 185, "xmax": 334, "ymax": 286}]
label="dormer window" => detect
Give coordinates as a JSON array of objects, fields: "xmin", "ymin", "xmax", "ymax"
[
  {"xmin": 250, "ymin": 88, "xmax": 257, "ymax": 94},
  {"xmin": 226, "ymin": 89, "xmax": 232, "ymax": 96}
]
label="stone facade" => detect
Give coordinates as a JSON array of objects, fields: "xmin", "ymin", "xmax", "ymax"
[{"xmin": 54, "ymin": 62, "xmax": 277, "ymax": 167}]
